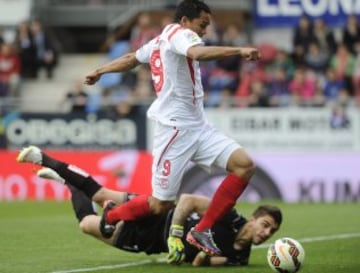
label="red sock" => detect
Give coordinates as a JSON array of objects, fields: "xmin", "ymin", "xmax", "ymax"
[
  {"xmin": 195, "ymin": 174, "xmax": 249, "ymax": 231},
  {"xmin": 106, "ymin": 195, "xmax": 151, "ymax": 223}
]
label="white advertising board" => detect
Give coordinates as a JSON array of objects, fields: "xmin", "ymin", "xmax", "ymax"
[
  {"xmin": 146, "ymin": 108, "xmax": 360, "ymax": 203},
  {"xmin": 190, "ymin": 152, "xmax": 360, "ymax": 203},
  {"xmin": 252, "ymin": 152, "xmax": 360, "ymax": 202},
  {"xmin": 205, "ymin": 108, "xmax": 360, "ymax": 152}
]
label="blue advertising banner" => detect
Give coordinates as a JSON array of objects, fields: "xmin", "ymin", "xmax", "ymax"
[
  {"xmin": 253, "ymin": 0, "xmax": 360, "ymax": 28},
  {"xmin": 2, "ymin": 111, "xmax": 147, "ymax": 150}
]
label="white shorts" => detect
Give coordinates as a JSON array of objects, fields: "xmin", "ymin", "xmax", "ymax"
[{"xmin": 151, "ymin": 122, "xmax": 241, "ymax": 201}]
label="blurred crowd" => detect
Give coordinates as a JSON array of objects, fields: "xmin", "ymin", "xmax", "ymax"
[
  {"xmin": 0, "ymin": 19, "xmax": 59, "ymax": 99},
  {"xmin": 1, "ymin": 12, "xmax": 360, "ymax": 117},
  {"xmin": 82, "ymin": 12, "xmax": 360, "ymax": 118}
]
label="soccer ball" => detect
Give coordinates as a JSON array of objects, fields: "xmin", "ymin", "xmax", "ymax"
[{"xmin": 267, "ymin": 237, "xmax": 305, "ymax": 273}]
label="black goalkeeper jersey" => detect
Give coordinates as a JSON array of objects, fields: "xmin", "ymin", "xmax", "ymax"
[
  {"xmin": 114, "ymin": 211, "xmax": 171, "ymax": 255},
  {"xmin": 183, "ymin": 209, "xmax": 251, "ymax": 265},
  {"xmin": 114, "ymin": 208, "xmax": 251, "ymax": 265}
]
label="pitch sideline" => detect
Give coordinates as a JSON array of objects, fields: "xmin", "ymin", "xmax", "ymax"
[{"xmin": 51, "ymin": 232, "xmax": 360, "ymax": 273}]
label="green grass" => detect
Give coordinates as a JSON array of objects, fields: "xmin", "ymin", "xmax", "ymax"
[{"xmin": 1, "ymin": 201, "xmax": 359, "ymax": 273}]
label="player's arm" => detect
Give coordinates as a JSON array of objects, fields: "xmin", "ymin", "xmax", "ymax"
[
  {"xmin": 192, "ymin": 251, "xmax": 228, "ymax": 266},
  {"xmin": 84, "ymin": 52, "xmax": 140, "ymax": 85},
  {"xmin": 187, "ymin": 45, "xmax": 260, "ymax": 61},
  {"xmin": 193, "ymin": 251, "xmax": 249, "ymax": 267},
  {"xmin": 167, "ymin": 194, "xmax": 211, "ymax": 265},
  {"xmin": 171, "ymin": 193, "xmax": 211, "ymax": 226}
]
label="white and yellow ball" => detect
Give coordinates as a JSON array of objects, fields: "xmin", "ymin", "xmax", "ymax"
[{"xmin": 267, "ymin": 237, "xmax": 305, "ymax": 273}]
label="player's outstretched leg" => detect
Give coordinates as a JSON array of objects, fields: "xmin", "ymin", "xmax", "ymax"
[
  {"xmin": 17, "ymin": 145, "xmax": 43, "ymax": 165},
  {"xmin": 99, "ymin": 200, "xmax": 116, "ymax": 238},
  {"xmin": 186, "ymin": 228, "xmax": 221, "ymax": 256},
  {"xmin": 38, "ymin": 167, "xmax": 97, "ymax": 224},
  {"xmin": 37, "ymin": 167, "xmax": 65, "ymax": 184},
  {"xmin": 17, "ymin": 145, "xmax": 102, "ymax": 199}
]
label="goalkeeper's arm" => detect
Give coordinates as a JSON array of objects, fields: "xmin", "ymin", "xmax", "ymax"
[
  {"xmin": 167, "ymin": 194, "xmax": 212, "ymax": 265},
  {"xmin": 171, "ymin": 194, "xmax": 211, "ymax": 227},
  {"xmin": 192, "ymin": 251, "xmax": 228, "ymax": 266}
]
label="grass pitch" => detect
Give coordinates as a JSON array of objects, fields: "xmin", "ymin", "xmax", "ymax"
[{"xmin": 0, "ymin": 201, "xmax": 359, "ymax": 273}]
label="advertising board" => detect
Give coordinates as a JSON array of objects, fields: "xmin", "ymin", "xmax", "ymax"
[
  {"xmin": 1, "ymin": 150, "xmax": 359, "ymax": 202},
  {"xmin": 205, "ymin": 108, "xmax": 360, "ymax": 152},
  {"xmin": 253, "ymin": 0, "xmax": 360, "ymax": 27},
  {"xmin": 1, "ymin": 112, "xmax": 147, "ymax": 150},
  {"xmin": 0, "ymin": 150, "xmax": 152, "ymax": 201}
]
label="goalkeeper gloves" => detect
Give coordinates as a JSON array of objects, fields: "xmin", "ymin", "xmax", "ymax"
[{"xmin": 167, "ymin": 224, "xmax": 185, "ymax": 265}]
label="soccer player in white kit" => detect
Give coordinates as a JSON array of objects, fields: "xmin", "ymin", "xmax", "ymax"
[{"xmin": 84, "ymin": 0, "xmax": 260, "ymax": 262}]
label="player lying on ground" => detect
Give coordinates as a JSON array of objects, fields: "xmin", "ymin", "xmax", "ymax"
[{"xmin": 17, "ymin": 146, "xmax": 282, "ymax": 266}]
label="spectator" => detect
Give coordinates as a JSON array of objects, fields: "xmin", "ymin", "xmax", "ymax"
[
  {"xmin": 202, "ymin": 22, "xmax": 220, "ymax": 46},
  {"xmin": 330, "ymin": 104, "xmax": 350, "ymax": 129},
  {"xmin": 320, "ymin": 68, "xmax": 345, "ymax": 102},
  {"xmin": 304, "ymin": 42, "xmax": 329, "ymax": 73},
  {"xmin": 208, "ymin": 67, "xmax": 237, "ymax": 95},
  {"xmin": 248, "ymin": 80, "xmax": 270, "ymax": 107},
  {"xmin": 62, "ymin": 80, "xmax": 89, "ymax": 113},
  {"xmin": 132, "ymin": 66, "xmax": 154, "ymax": 110},
  {"xmin": 311, "ymin": 86, "xmax": 326, "ymax": 107},
  {"xmin": 207, "ymin": 24, "xmax": 245, "ymax": 99},
  {"xmin": 267, "ymin": 68, "xmax": 291, "ymax": 107},
  {"xmin": 0, "ymin": 43, "xmax": 21, "ymax": 97},
  {"xmin": 107, "ymin": 96, "xmax": 135, "ymax": 118},
  {"xmin": 289, "ymin": 68, "xmax": 317, "ymax": 106},
  {"xmin": 258, "ymin": 43, "xmax": 278, "ymax": 64},
  {"xmin": 313, "ymin": 18, "xmax": 337, "ymax": 55},
  {"xmin": 267, "ymin": 49, "xmax": 295, "ymax": 80},
  {"xmin": 342, "ymin": 15, "xmax": 360, "ymax": 55},
  {"xmin": 14, "ymin": 21, "xmax": 37, "ymax": 79},
  {"xmin": 130, "ymin": 12, "xmax": 159, "ymax": 51},
  {"xmin": 336, "ymin": 88, "xmax": 351, "ymax": 108},
  {"xmin": 30, "ymin": 20, "xmax": 58, "ymax": 79},
  {"xmin": 235, "ymin": 60, "xmax": 268, "ymax": 107},
  {"xmin": 98, "ymin": 38, "xmax": 130, "ymax": 89},
  {"xmin": 100, "ymin": 24, "xmax": 130, "ymax": 53},
  {"xmin": 292, "ymin": 15, "xmax": 314, "ymax": 65},
  {"xmin": 222, "ymin": 24, "xmax": 249, "ymax": 48},
  {"xmin": 330, "ymin": 43, "xmax": 356, "ymax": 95},
  {"xmin": 217, "ymin": 24, "xmax": 246, "ymax": 75},
  {"xmin": 217, "ymin": 88, "xmax": 234, "ymax": 108}
]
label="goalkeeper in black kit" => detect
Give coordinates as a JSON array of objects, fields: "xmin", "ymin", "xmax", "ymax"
[{"xmin": 17, "ymin": 146, "xmax": 282, "ymax": 266}]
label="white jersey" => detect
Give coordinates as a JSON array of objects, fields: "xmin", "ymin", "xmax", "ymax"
[{"xmin": 136, "ymin": 23, "xmax": 208, "ymax": 128}]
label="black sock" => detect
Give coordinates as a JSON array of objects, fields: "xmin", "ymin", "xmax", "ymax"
[
  {"xmin": 68, "ymin": 185, "xmax": 97, "ymax": 222},
  {"xmin": 42, "ymin": 152, "xmax": 64, "ymax": 170},
  {"xmin": 42, "ymin": 153, "xmax": 101, "ymax": 199}
]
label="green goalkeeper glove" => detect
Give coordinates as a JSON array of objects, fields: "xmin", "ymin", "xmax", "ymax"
[{"xmin": 167, "ymin": 224, "xmax": 185, "ymax": 265}]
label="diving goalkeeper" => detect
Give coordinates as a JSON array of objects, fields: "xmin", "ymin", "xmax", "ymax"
[{"xmin": 17, "ymin": 146, "xmax": 282, "ymax": 266}]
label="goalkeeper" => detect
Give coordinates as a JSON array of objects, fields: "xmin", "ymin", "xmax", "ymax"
[{"xmin": 17, "ymin": 146, "xmax": 282, "ymax": 266}]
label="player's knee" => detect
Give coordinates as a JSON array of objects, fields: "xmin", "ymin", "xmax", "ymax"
[
  {"xmin": 232, "ymin": 157, "xmax": 256, "ymax": 180},
  {"xmin": 79, "ymin": 218, "xmax": 92, "ymax": 234},
  {"xmin": 244, "ymin": 159, "xmax": 256, "ymax": 176},
  {"xmin": 149, "ymin": 198, "xmax": 175, "ymax": 214},
  {"xmin": 91, "ymin": 187, "xmax": 107, "ymax": 204}
]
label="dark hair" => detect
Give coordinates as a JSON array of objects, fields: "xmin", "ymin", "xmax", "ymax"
[
  {"xmin": 174, "ymin": 0, "xmax": 211, "ymax": 23},
  {"xmin": 252, "ymin": 205, "xmax": 283, "ymax": 226}
]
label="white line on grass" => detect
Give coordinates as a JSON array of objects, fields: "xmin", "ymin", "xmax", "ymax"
[
  {"xmin": 254, "ymin": 232, "xmax": 360, "ymax": 249},
  {"xmin": 51, "ymin": 232, "xmax": 360, "ymax": 273},
  {"xmin": 51, "ymin": 258, "xmax": 167, "ymax": 273}
]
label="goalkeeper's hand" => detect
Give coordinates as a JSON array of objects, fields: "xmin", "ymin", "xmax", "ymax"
[{"xmin": 167, "ymin": 225, "xmax": 185, "ymax": 265}]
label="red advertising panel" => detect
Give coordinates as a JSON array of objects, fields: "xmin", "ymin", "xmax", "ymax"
[
  {"xmin": 2, "ymin": 149, "xmax": 359, "ymax": 202},
  {"xmin": 0, "ymin": 150, "xmax": 153, "ymax": 201}
]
